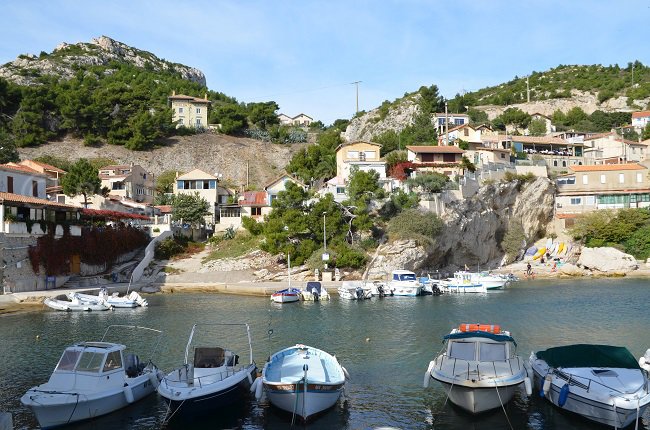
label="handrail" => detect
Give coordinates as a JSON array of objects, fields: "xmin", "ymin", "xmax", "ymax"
[
  {"xmin": 434, "ymin": 354, "xmax": 523, "ymax": 380},
  {"xmin": 552, "ymin": 368, "xmax": 645, "ymax": 396},
  {"xmin": 164, "ymin": 364, "xmax": 247, "ymax": 388}
]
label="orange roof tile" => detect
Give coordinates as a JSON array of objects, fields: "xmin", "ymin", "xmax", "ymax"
[
  {"xmin": 632, "ymin": 111, "xmax": 650, "ymax": 118},
  {"xmin": 406, "ymin": 145, "xmax": 464, "ymax": 154},
  {"xmin": 168, "ymin": 94, "xmax": 211, "ymax": 104},
  {"xmin": 0, "ymin": 192, "xmax": 76, "ymax": 208},
  {"xmin": 1, "ymin": 163, "xmax": 43, "ymax": 175},
  {"xmin": 569, "ymin": 164, "xmax": 645, "ymax": 172},
  {"xmin": 21, "ymin": 160, "xmax": 67, "ymax": 173},
  {"xmin": 239, "ymin": 191, "xmax": 267, "ymax": 206}
]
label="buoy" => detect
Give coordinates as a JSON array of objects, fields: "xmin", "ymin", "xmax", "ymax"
[
  {"xmin": 524, "ymin": 377, "xmax": 532, "ymax": 396},
  {"xmin": 542, "ymin": 373, "xmax": 552, "ymax": 398},
  {"xmin": 123, "ymin": 385, "xmax": 134, "ymax": 403},
  {"xmin": 250, "ymin": 377, "xmax": 259, "ymax": 393},
  {"xmin": 342, "ymin": 366, "xmax": 350, "ymax": 380},
  {"xmin": 254, "ymin": 378, "xmax": 264, "ymax": 401},
  {"xmin": 365, "ymin": 337, "xmax": 370, "ymax": 342},
  {"xmin": 558, "ymin": 383, "xmax": 570, "ymax": 407},
  {"xmin": 640, "ymin": 356, "xmax": 646, "ymax": 366},
  {"xmin": 35, "ymin": 335, "xmax": 40, "ymax": 340}
]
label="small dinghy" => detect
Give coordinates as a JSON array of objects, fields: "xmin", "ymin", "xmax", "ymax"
[
  {"xmin": 44, "ymin": 296, "xmax": 111, "ymax": 312},
  {"xmin": 158, "ymin": 323, "xmax": 257, "ymax": 419},
  {"xmin": 424, "ymin": 323, "xmax": 530, "ymax": 414},
  {"xmin": 71, "ymin": 287, "xmax": 148, "ymax": 308},
  {"xmin": 21, "ymin": 325, "xmax": 163, "ymax": 429},
  {"xmin": 300, "ymin": 281, "xmax": 330, "ymax": 301},
  {"xmin": 530, "ymin": 344, "xmax": 650, "ymax": 428},
  {"xmin": 271, "ymin": 287, "xmax": 301, "ymax": 303},
  {"xmin": 254, "ymin": 344, "xmax": 348, "ymax": 422}
]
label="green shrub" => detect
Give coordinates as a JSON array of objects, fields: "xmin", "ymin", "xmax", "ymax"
[
  {"xmin": 387, "ymin": 208, "xmax": 442, "ymax": 245},
  {"xmin": 500, "ymin": 221, "xmax": 526, "ymax": 264},
  {"xmin": 624, "ymin": 225, "xmax": 650, "ymax": 260},
  {"xmin": 334, "ymin": 244, "xmax": 367, "ymax": 268},
  {"xmin": 242, "ymin": 216, "xmax": 263, "ymax": 235},
  {"xmin": 154, "ymin": 237, "xmax": 185, "ymax": 259}
]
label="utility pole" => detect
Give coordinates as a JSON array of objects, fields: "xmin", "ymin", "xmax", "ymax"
[
  {"xmin": 351, "ymin": 81, "xmax": 362, "ymax": 114},
  {"xmin": 445, "ymin": 102, "xmax": 449, "ymax": 146},
  {"xmin": 526, "ymin": 76, "xmax": 530, "ymax": 103}
]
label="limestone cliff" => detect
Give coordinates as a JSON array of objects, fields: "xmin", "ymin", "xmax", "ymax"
[
  {"xmin": 0, "ymin": 36, "xmax": 206, "ymax": 87},
  {"xmin": 366, "ymin": 177, "xmax": 556, "ymax": 278}
]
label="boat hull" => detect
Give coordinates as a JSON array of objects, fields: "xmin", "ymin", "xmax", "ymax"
[
  {"xmin": 264, "ymin": 382, "xmax": 344, "ymax": 420},
  {"xmin": 159, "ymin": 364, "xmax": 256, "ymax": 418},
  {"xmin": 435, "ymin": 380, "xmax": 520, "ymax": 414},
  {"xmin": 271, "ymin": 293, "xmax": 300, "ymax": 303},
  {"xmin": 22, "ymin": 373, "xmax": 155, "ymax": 429}
]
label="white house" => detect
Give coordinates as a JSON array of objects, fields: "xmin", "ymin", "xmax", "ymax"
[
  {"xmin": 173, "ymin": 169, "xmax": 232, "ymax": 223},
  {"xmin": 632, "ymin": 111, "xmax": 650, "ymax": 131}
]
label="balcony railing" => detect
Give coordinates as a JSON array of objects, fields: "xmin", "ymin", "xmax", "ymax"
[{"xmin": 1, "ymin": 222, "xmax": 82, "ymax": 236}]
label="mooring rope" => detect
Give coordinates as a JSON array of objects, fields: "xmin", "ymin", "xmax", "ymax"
[{"xmin": 494, "ymin": 381, "xmax": 514, "ymax": 430}]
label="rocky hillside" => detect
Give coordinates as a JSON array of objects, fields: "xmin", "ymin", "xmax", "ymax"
[
  {"xmin": 18, "ymin": 134, "xmax": 303, "ymax": 189},
  {"xmin": 366, "ymin": 177, "xmax": 556, "ymax": 278},
  {"xmin": 0, "ymin": 36, "xmax": 205, "ymax": 87}
]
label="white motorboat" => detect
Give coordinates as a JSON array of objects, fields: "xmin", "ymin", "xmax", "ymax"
[
  {"xmin": 68, "ymin": 287, "xmax": 148, "ymax": 308},
  {"xmin": 471, "ymin": 271, "xmax": 507, "ymax": 290},
  {"xmin": 337, "ymin": 281, "xmax": 372, "ymax": 300},
  {"xmin": 21, "ymin": 325, "xmax": 163, "ymax": 428},
  {"xmin": 424, "ymin": 323, "xmax": 530, "ymax": 414},
  {"xmin": 440, "ymin": 271, "xmax": 487, "ymax": 293},
  {"xmin": 640, "ymin": 348, "xmax": 650, "ymax": 373},
  {"xmin": 158, "ymin": 323, "xmax": 257, "ymax": 419},
  {"xmin": 388, "ymin": 270, "xmax": 422, "ymax": 296},
  {"xmin": 271, "ymin": 287, "xmax": 301, "ymax": 303},
  {"xmin": 44, "ymin": 296, "xmax": 111, "ymax": 312},
  {"xmin": 255, "ymin": 344, "xmax": 348, "ymax": 421},
  {"xmin": 368, "ymin": 281, "xmax": 392, "ymax": 297},
  {"xmin": 300, "ymin": 281, "xmax": 330, "ymax": 301},
  {"xmin": 419, "ymin": 276, "xmax": 443, "ymax": 295},
  {"xmin": 530, "ymin": 344, "xmax": 650, "ymax": 428}
]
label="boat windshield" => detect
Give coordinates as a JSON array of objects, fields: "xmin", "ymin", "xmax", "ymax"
[
  {"xmin": 394, "ymin": 273, "xmax": 416, "ymax": 281},
  {"xmin": 55, "ymin": 349, "xmax": 82, "ymax": 371},
  {"xmin": 103, "ymin": 350, "xmax": 123, "ymax": 372},
  {"xmin": 75, "ymin": 351, "xmax": 106, "ymax": 373},
  {"xmin": 479, "ymin": 342, "xmax": 507, "ymax": 361},
  {"xmin": 449, "ymin": 341, "xmax": 475, "ymax": 361}
]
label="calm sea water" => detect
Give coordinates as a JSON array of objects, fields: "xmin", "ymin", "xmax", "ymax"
[{"xmin": 2, "ymin": 278, "xmax": 650, "ymax": 430}]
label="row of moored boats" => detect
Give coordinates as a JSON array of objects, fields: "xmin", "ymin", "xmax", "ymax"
[{"xmin": 43, "ymin": 287, "xmax": 148, "ymax": 311}]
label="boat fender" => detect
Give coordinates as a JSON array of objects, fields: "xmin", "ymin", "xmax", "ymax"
[
  {"xmin": 342, "ymin": 366, "xmax": 350, "ymax": 381},
  {"xmin": 524, "ymin": 377, "xmax": 532, "ymax": 396},
  {"xmin": 254, "ymin": 379, "xmax": 264, "ymax": 401},
  {"xmin": 558, "ymin": 383, "xmax": 570, "ymax": 407},
  {"xmin": 250, "ymin": 376, "xmax": 259, "ymax": 393},
  {"xmin": 148, "ymin": 370, "xmax": 160, "ymax": 388},
  {"xmin": 424, "ymin": 361, "xmax": 435, "ymax": 388},
  {"xmin": 247, "ymin": 371, "xmax": 253, "ymax": 385},
  {"xmin": 541, "ymin": 373, "xmax": 552, "ymax": 398},
  {"xmin": 123, "ymin": 385, "xmax": 135, "ymax": 403}
]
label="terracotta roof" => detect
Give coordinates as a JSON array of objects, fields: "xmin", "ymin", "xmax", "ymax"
[
  {"xmin": 1, "ymin": 163, "xmax": 43, "ymax": 175},
  {"xmin": 155, "ymin": 205, "xmax": 173, "ymax": 213},
  {"xmin": 21, "ymin": 160, "xmax": 67, "ymax": 173},
  {"xmin": 263, "ymin": 173, "xmax": 306, "ymax": 190},
  {"xmin": 100, "ymin": 165, "xmax": 130, "ymax": 171},
  {"xmin": 406, "ymin": 145, "xmax": 465, "ymax": 154},
  {"xmin": 583, "ymin": 132, "xmax": 646, "ymax": 146},
  {"xmin": 446, "ymin": 124, "xmax": 475, "ymax": 133},
  {"xmin": 239, "ymin": 191, "xmax": 267, "ymax": 206},
  {"xmin": 556, "ymin": 213, "xmax": 580, "ymax": 219},
  {"xmin": 569, "ymin": 164, "xmax": 645, "ymax": 172},
  {"xmin": 168, "ymin": 94, "xmax": 211, "ymax": 104},
  {"xmin": 0, "ymin": 192, "xmax": 76, "ymax": 209},
  {"xmin": 337, "ymin": 140, "xmax": 382, "ymax": 151},
  {"xmin": 632, "ymin": 111, "xmax": 650, "ymax": 118}
]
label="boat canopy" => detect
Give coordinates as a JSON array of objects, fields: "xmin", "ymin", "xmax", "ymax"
[
  {"xmin": 306, "ymin": 281, "xmax": 322, "ymax": 293},
  {"xmin": 536, "ymin": 344, "xmax": 640, "ymax": 369},
  {"xmin": 444, "ymin": 331, "xmax": 516, "ymax": 346}
]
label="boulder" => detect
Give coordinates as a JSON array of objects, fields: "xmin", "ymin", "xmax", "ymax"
[
  {"xmin": 558, "ymin": 263, "xmax": 585, "ymax": 276},
  {"xmin": 364, "ymin": 239, "xmax": 429, "ymax": 280},
  {"xmin": 577, "ymin": 247, "xmax": 638, "ymax": 275}
]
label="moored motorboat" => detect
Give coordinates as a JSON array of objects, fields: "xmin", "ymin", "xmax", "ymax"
[
  {"xmin": 44, "ymin": 296, "xmax": 111, "ymax": 312},
  {"xmin": 158, "ymin": 323, "xmax": 257, "ymax": 419},
  {"xmin": 69, "ymin": 287, "xmax": 148, "ymax": 308},
  {"xmin": 388, "ymin": 270, "xmax": 422, "ymax": 296},
  {"xmin": 337, "ymin": 281, "xmax": 371, "ymax": 300},
  {"xmin": 300, "ymin": 281, "xmax": 330, "ymax": 301},
  {"xmin": 21, "ymin": 325, "xmax": 163, "ymax": 429},
  {"xmin": 424, "ymin": 323, "xmax": 530, "ymax": 414},
  {"xmin": 255, "ymin": 344, "xmax": 347, "ymax": 421},
  {"xmin": 530, "ymin": 344, "xmax": 650, "ymax": 428},
  {"xmin": 439, "ymin": 271, "xmax": 487, "ymax": 293},
  {"xmin": 271, "ymin": 287, "xmax": 301, "ymax": 303},
  {"xmin": 640, "ymin": 348, "xmax": 650, "ymax": 373}
]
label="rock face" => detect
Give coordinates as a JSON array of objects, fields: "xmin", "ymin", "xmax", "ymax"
[
  {"xmin": 0, "ymin": 35, "xmax": 206, "ymax": 87},
  {"xmin": 364, "ymin": 239, "xmax": 430, "ymax": 280},
  {"xmin": 344, "ymin": 96, "xmax": 420, "ymax": 142},
  {"xmin": 577, "ymin": 247, "xmax": 638, "ymax": 275},
  {"xmin": 365, "ymin": 177, "xmax": 556, "ymax": 278}
]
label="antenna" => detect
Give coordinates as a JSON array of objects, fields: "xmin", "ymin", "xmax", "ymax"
[{"xmin": 351, "ymin": 81, "xmax": 362, "ymax": 114}]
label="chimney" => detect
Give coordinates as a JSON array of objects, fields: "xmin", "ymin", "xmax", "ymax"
[
  {"xmin": 204, "ymin": 93, "xmax": 208, "ymax": 100},
  {"xmin": 172, "ymin": 90, "xmax": 176, "ymax": 96}
]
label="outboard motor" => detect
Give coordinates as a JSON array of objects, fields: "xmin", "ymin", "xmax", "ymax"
[
  {"xmin": 125, "ymin": 354, "xmax": 141, "ymax": 377},
  {"xmin": 377, "ymin": 285, "xmax": 385, "ymax": 298},
  {"xmin": 311, "ymin": 287, "xmax": 319, "ymax": 301},
  {"xmin": 355, "ymin": 287, "xmax": 364, "ymax": 299},
  {"xmin": 432, "ymin": 285, "xmax": 442, "ymax": 296}
]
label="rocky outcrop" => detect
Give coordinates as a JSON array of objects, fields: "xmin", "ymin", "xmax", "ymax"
[
  {"xmin": 0, "ymin": 36, "xmax": 206, "ymax": 87},
  {"xmin": 344, "ymin": 97, "xmax": 420, "ymax": 142},
  {"xmin": 364, "ymin": 239, "xmax": 430, "ymax": 280},
  {"xmin": 577, "ymin": 247, "xmax": 638, "ymax": 275}
]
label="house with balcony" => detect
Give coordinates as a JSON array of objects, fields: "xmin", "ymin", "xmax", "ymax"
[
  {"xmin": 432, "ymin": 113, "xmax": 469, "ymax": 135},
  {"xmin": 405, "ymin": 145, "xmax": 465, "ymax": 177},
  {"xmin": 99, "ymin": 164, "xmax": 156, "ymax": 204},
  {"xmin": 12, "ymin": 160, "xmax": 67, "ymax": 200},
  {"xmin": 632, "ymin": 111, "xmax": 650, "ymax": 131},
  {"xmin": 168, "ymin": 91, "xmax": 211, "ymax": 129},
  {"xmin": 440, "ymin": 124, "xmax": 511, "ymax": 168},
  {"xmin": 555, "ymin": 163, "xmax": 650, "ymax": 228},
  {"xmin": 174, "ymin": 169, "xmax": 232, "ymax": 224},
  {"xmin": 582, "ymin": 131, "xmax": 647, "ymax": 164}
]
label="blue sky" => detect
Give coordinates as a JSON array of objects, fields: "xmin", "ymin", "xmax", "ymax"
[{"xmin": 1, "ymin": 1, "xmax": 648, "ymax": 125}]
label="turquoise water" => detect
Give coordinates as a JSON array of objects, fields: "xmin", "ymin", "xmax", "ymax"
[{"xmin": 2, "ymin": 278, "xmax": 650, "ymax": 429}]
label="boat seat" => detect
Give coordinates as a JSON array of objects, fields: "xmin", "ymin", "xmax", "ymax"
[{"xmin": 194, "ymin": 347, "xmax": 225, "ymax": 368}]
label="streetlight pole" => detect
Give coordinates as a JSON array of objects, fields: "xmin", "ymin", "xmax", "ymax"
[
  {"xmin": 322, "ymin": 212, "xmax": 327, "ymax": 252},
  {"xmin": 445, "ymin": 102, "xmax": 449, "ymax": 146}
]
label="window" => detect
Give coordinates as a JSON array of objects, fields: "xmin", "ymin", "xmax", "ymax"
[
  {"xmin": 347, "ymin": 150, "xmax": 359, "ymax": 159},
  {"xmin": 582, "ymin": 175, "xmax": 588, "ymax": 185},
  {"xmin": 196, "ymin": 118, "xmax": 201, "ymax": 125},
  {"xmin": 438, "ymin": 118, "xmax": 445, "ymax": 125},
  {"xmin": 209, "ymin": 180, "xmax": 217, "ymax": 189},
  {"xmin": 479, "ymin": 343, "xmax": 507, "ymax": 361},
  {"xmin": 177, "ymin": 180, "xmax": 184, "ymax": 189},
  {"xmin": 251, "ymin": 207, "xmax": 262, "ymax": 216},
  {"xmin": 364, "ymin": 151, "xmax": 376, "ymax": 159},
  {"xmin": 32, "ymin": 180, "xmax": 38, "ymax": 197},
  {"xmin": 203, "ymin": 180, "xmax": 210, "ymax": 189},
  {"xmin": 464, "ymin": 128, "xmax": 469, "ymax": 136},
  {"xmin": 562, "ymin": 161, "xmax": 567, "ymax": 167},
  {"xmin": 442, "ymin": 153, "xmax": 456, "ymax": 162},
  {"xmin": 421, "ymin": 153, "xmax": 435, "ymax": 162},
  {"xmin": 570, "ymin": 197, "xmax": 582, "ymax": 205},
  {"xmin": 600, "ymin": 174, "xmax": 606, "ymax": 184},
  {"xmin": 178, "ymin": 118, "xmax": 184, "ymax": 125},
  {"xmin": 637, "ymin": 173, "xmax": 643, "ymax": 183},
  {"xmin": 178, "ymin": 107, "xmax": 184, "ymax": 113},
  {"xmin": 196, "ymin": 107, "xmax": 201, "ymax": 114},
  {"xmin": 619, "ymin": 173, "xmax": 625, "ymax": 184},
  {"xmin": 103, "ymin": 351, "xmax": 122, "ymax": 372},
  {"xmin": 75, "ymin": 351, "xmax": 105, "ymax": 373},
  {"xmin": 553, "ymin": 160, "xmax": 557, "ymax": 167},
  {"xmin": 336, "ymin": 187, "xmax": 346, "ymax": 194},
  {"xmin": 454, "ymin": 118, "xmax": 464, "ymax": 125},
  {"xmin": 449, "ymin": 341, "xmax": 475, "ymax": 361},
  {"xmin": 55, "ymin": 350, "xmax": 81, "ymax": 371},
  {"xmin": 500, "ymin": 153, "xmax": 506, "ymax": 159},
  {"xmin": 7, "ymin": 176, "xmax": 13, "ymax": 193}
]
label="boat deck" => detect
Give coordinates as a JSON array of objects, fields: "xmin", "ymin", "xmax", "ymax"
[
  {"xmin": 553, "ymin": 367, "xmax": 646, "ymax": 395},
  {"xmin": 266, "ymin": 348, "xmax": 334, "ymax": 384}
]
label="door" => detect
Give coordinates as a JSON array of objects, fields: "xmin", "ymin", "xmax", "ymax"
[{"xmin": 70, "ymin": 255, "xmax": 81, "ymax": 274}]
